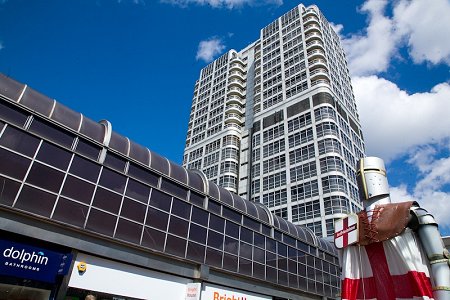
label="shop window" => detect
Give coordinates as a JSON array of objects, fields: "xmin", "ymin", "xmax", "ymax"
[
  {"xmin": 189, "ymin": 223, "xmax": 207, "ymax": 244},
  {"xmin": 25, "ymin": 162, "xmax": 65, "ymax": 193},
  {"xmin": 224, "ymin": 236, "xmax": 239, "ymax": 255},
  {"xmin": 125, "ymin": 179, "xmax": 150, "ymax": 204},
  {"xmin": 207, "ymin": 230, "xmax": 224, "ymax": 250},
  {"xmin": 115, "ymin": 218, "xmax": 143, "ymax": 245},
  {"xmin": 15, "ymin": 185, "xmax": 56, "ymax": 218},
  {"xmin": 0, "ymin": 148, "xmax": 31, "ymax": 180},
  {"xmin": 186, "ymin": 241, "xmax": 205, "ymax": 263},
  {"xmin": 146, "ymin": 207, "xmax": 169, "ymax": 231},
  {"xmin": 61, "ymin": 175, "xmax": 95, "ymax": 204},
  {"xmin": 225, "ymin": 220, "xmax": 239, "ymax": 239},
  {"xmin": 75, "ymin": 138, "xmax": 101, "ymax": 161},
  {"xmin": 92, "ymin": 187, "xmax": 122, "ymax": 214},
  {"xmin": 0, "ymin": 176, "xmax": 20, "ymax": 207},
  {"xmin": 52, "ymin": 197, "xmax": 89, "ymax": 228},
  {"xmin": 121, "ymin": 197, "xmax": 146, "ymax": 223},
  {"xmin": 206, "ymin": 247, "xmax": 223, "ymax": 268},
  {"xmin": 85, "ymin": 208, "xmax": 117, "ymax": 237},
  {"xmin": 29, "ymin": 118, "xmax": 74, "ymax": 148},
  {"xmin": 149, "ymin": 189, "xmax": 172, "ymax": 212},
  {"xmin": 223, "ymin": 253, "xmax": 238, "ymax": 272},
  {"xmin": 191, "ymin": 206, "xmax": 208, "ymax": 226},
  {"xmin": 141, "ymin": 227, "xmax": 165, "ymax": 251},
  {"xmin": 171, "ymin": 198, "xmax": 191, "ymax": 219},
  {"xmin": 69, "ymin": 155, "xmax": 101, "ymax": 183},
  {"xmin": 239, "ymin": 257, "xmax": 252, "ymax": 276},
  {"xmin": 266, "ymin": 266, "xmax": 277, "ymax": 282},
  {"xmin": 168, "ymin": 216, "xmax": 189, "ymax": 238},
  {"xmin": 99, "ymin": 168, "xmax": 126, "ymax": 194},
  {"xmin": 209, "ymin": 214, "xmax": 225, "ymax": 233},
  {"xmin": 165, "ymin": 234, "xmax": 187, "ymax": 258},
  {"xmin": 253, "ymin": 262, "xmax": 265, "ymax": 280},
  {"xmin": 1, "ymin": 126, "xmax": 40, "ymax": 158},
  {"xmin": 128, "ymin": 163, "xmax": 159, "ymax": 187},
  {"xmin": 36, "ymin": 141, "xmax": 72, "ymax": 170}
]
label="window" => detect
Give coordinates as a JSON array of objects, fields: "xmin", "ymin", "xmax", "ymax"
[
  {"xmin": 322, "ymin": 175, "xmax": 347, "ymax": 194},
  {"xmin": 291, "ymin": 180, "xmax": 319, "ymax": 201},
  {"xmin": 289, "ymin": 143, "xmax": 315, "ymax": 165},
  {"xmin": 262, "ymin": 189, "xmax": 287, "ymax": 208},
  {"xmin": 292, "ymin": 200, "xmax": 320, "ymax": 222},
  {"xmin": 263, "ymin": 139, "xmax": 285, "ymax": 158},
  {"xmin": 290, "ymin": 161, "xmax": 316, "ymax": 182},
  {"xmin": 263, "ymin": 171, "xmax": 286, "ymax": 191},
  {"xmin": 263, "ymin": 154, "xmax": 285, "ymax": 173}
]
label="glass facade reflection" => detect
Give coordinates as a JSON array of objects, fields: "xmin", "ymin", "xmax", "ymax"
[{"xmin": 0, "ymin": 74, "xmax": 339, "ymax": 298}]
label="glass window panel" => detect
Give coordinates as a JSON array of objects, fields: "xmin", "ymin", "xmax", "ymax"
[
  {"xmin": 168, "ymin": 216, "xmax": 188, "ymax": 237},
  {"xmin": 186, "ymin": 242, "xmax": 205, "ymax": 263},
  {"xmin": 207, "ymin": 230, "xmax": 223, "ymax": 250},
  {"xmin": 188, "ymin": 171, "xmax": 204, "ymax": 192},
  {"xmin": 149, "ymin": 189, "xmax": 172, "ymax": 212},
  {"xmin": 298, "ymin": 263, "xmax": 307, "ymax": 277},
  {"xmin": 206, "ymin": 247, "xmax": 222, "ymax": 268},
  {"xmin": 104, "ymin": 152, "xmax": 127, "ymax": 173},
  {"xmin": 160, "ymin": 178, "xmax": 187, "ymax": 200},
  {"xmin": 207, "ymin": 200, "xmax": 221, "ymax": 215},
  {"xmin": 129, "ymin": 141, "xmax": 150, "ymax": 165},
  {"xmin": 266, "ymin": 238, "xmax": 276, "ymax": 253},
  {"xmin": 61, "ymin": 175, "xmax": 95, "ymax": 204},
  {"xmin": 125, "ymin": 179, "xmax": 150, "ymax": 204},
  {"xmin": 262, "ymin": 224, "xmax": 271, "ymax": 236},
  {"xmin": 253, "ymin": 262, "xmax": 265, "ymax": 280},
  {"xmin": 36, "ymin": 141, "xmax": 72, "ymax": 170},
  {"xmin": 224, "ymin": 236, "xmax": 238, "ymax": 255},
  {"xmin": 278, "ymin": 255, "xmax": 287, "ymax": 271},
  {"xmin": 171, "ymin": 198, "xmax": 191, "ymax": 219},
  {"xmin": 29, "ymin": 118, "xmax": 74, "ymax": 148},
  {"xmin": 69, "ymin": 155, "xmax": 101, "ymax": 183},
  {"xmin": 75, "ymin": 139, "xmax": 101, "ymax": 161},
  {"xmin": 289, "ymin": 273, "xmax": 298, "ymax": 288},
  {"xmin": 239, "ymin": 258, "xmax": 252, "ymax": 276},
  {"xmin": 240, "ymin": 242, "xmax": 252, "ymax": 260},
  {"xmin": 0, "ymin": 126, "xmax": 40, "ymax": 157},
  {"xmin": 225, "ymin": 221, "xmax": 239, "ymax": 238},
  {"xmin": 254, "ymin": 247, "xmax": 265, "ymax": 264},
  {"xmin": 120, "ymin": 197, "xmax": 146, "ymax": 223},
  {"xmin": 165, "ymin": 235, "xmax": 186, "ymax": 257},
  {"xmin": 0, "ymin": 176, "xmax": 20, "ymax": 207},
  {"xmin": 15, "ymin": 185, "xmax": 56, "ymax": 218},
  {"xmin": 223, "ymin": 253, "xmax": 238, "ymax": 272},
  {"xmin": 222, "ymin": 206, "xmax": 241, "ymax": 223},
  {"xmin": 26, "ymin": 162, "xmax": 64, "ymax": 193},
  {"xmin": 150, "ymin": 152, "xmax": 169, "ymax": 175},
  {"xmin": 266, "ymin": 266, "xmax": 277, "ymax": 282},
  {"xmin": 278, "ymin": 270, "xmax": 288, "ymax": 285},
  {"xmin": 115, "ymin": 218, "xmax": 142, "ymax": 244},
  {"xmin": 146, "ymin": 207, "xmax": 169, "ymax": 231},
  {"xmin": 168, "ymin": 161, "xmax": 186, "ymax": 184},
  {"xmin": 240, "ymin": 227, "xmax": 253, "ymax": 244},
  {"xmin": 52, "ymin": 197, "xmax": 89, "ymax": 228},
  {"xmin": 99, "ymin": 168, "xmax": 126, "ymax": 194},
  {"xmin": 92, "ymin": 187, "xmax": 122, "ymax": 214},
  {"xmin": 278, "ymin": 242, "xmax": 287, "ymax": 257},
  {"xmin": 141, "ymin": 227, "xmax": 165, "ymax": 251},
  {"xmin": 109, "ymin": 132, "xmax": 128, "ymax": 156},
  {"xmin": 189, "ymin": 223, "xmax": 207, "ymax": 244},
  {"xmin": 85, "ymin": 208, "xmax": 117, "ymax": 237},
  {"xmin": 20, "ymin": 87, "xmax": 53, "ymax": 116},
  {"xmin": 0, "ymin": 101, "xmax": 28, "ymax": 127},
  {"xmin": 243, "ymin": 216, "xmax": 260, "ymax": 232},
  {"xmin": 189, "ymin": 192, "xmax": 204, "ymax": 207},
  {"xmin": 254, "ymin": 233, "xmax": 265, "ymax": 248},
  {"xmin": 0, "ymin": 148, "xmax": 31, "ymax": 180},
  {"xmin": 209, "ymin": 214, "xmax": 224, "ymax": 233},
  {"xmin": 191, "ymin": 206, "xmax": 208, "ymax": 226},
  {"xmin": 128, "ymin": 163, "xmax": 158, "ymax": 187}
]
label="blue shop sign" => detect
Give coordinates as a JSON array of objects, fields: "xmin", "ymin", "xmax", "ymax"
[{"xmin": 0, "ymin": 239, "xmax": 72, "ymax": 283}]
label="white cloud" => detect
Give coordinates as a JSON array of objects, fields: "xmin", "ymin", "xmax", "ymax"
[
  {"xmin": 340, "ymin": 0, "xmax": 450, "ymax": 76},
  {"xmin": 393, "ymin": 0, "xmax": 450, "ymax": 65},
  {"xmin": 161, "ymin": 0, "xmax": 282, "ymax": 9},
  {"xmin": 353, "ymin": 75, "xmax": 450, "ymax": 162},
  {"xmin": 340, "ymin": 0, "xmax": 399, "ymax": 76},
  {"xmin": 390, "ymin": 145, "xmax": 450, "ymax": 231},
  {"xmin": 196, "ymin": 37, "xmax": 226, "ymax": 62}
]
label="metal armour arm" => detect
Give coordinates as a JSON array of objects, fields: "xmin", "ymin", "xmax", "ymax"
[{"xmin": 410, "ymin": 204, "xmax": 450, "ymax": 300}]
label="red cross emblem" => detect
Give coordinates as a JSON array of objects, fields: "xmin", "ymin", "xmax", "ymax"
[{"xmin": 334, "ymin": 214, "xmax": 359, "ymax": 248}]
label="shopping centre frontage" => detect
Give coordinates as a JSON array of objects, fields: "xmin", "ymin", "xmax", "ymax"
[{"xmin": 0, "ymin": 74, "xmax": 339, "ymax": 300}]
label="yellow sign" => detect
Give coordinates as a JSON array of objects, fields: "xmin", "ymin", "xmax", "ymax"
[{"xmin": 77, "ymin": 261, "xmax": 87, "ymax": 273}]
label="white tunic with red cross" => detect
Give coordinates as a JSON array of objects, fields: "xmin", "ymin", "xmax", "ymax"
[{"xmin": 340, "ymin": 228, "xmax": 434, "ymax": 300}]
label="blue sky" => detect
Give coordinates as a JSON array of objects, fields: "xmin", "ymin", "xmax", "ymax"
[{"xmin": 1, "ymin": 0, "xmax": 449, "ymax": 235}]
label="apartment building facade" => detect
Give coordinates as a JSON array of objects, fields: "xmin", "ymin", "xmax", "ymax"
[{"xmin": 183, "ymin": 4, "xmax": 365, "ymax": 238}]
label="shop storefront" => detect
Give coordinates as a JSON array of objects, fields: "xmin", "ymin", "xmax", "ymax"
[{"xmin": 0, "ymin": 233, "xmax": 72, "ymax": 300}]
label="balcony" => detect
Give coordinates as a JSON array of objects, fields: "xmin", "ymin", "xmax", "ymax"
[
  {"xmin": 304, "ymin": 23, "xmax": 321, "ymax": 34},
  {"xmin": 305, "ymin": 32, "xmax": 323, "ymax": 43},
  {"xmin": 230, "ymin": 62, "xmax": 245, "ymax": 72},
  {"xmin": 308, "ymin": 58, "xmax": 328, "ymax": 69},
  {"xmin": 227, "ymin": 86, "xmax": 246, "ymax": 97},
  {"xmin": 309, "ymin": 68, "xmax": 330, "ymax": 80},
  {"xmin": 228, "ymin": 78, "xmax": 245, "ymax": 88},
  {"xmin": 229, "ymin": 70, "xmax": 246, "ymax": 80},
  {"xmin": 303, "ymin": 8, "xmax": 319, "ymax": 19},
  {"xmin": 311, "ymin": 79, "xmax": 330, "ymax": 87},
  {"xmin": 225, "ymin": 113, "xmax": 244, "ymax": 125},
  {"xmin": 224, "ymin": 123, "xmax": 242, "ymax": 131},
  {"xmin": 306, "ymin": 39, "xmax": 325, "ymax": 50},
  {"xmin": 307, "ymin": 49, "xmax": 326, "ymax": 60},
  {"xmin": 226, "ymin": 95, "xmax": 245, "ymax": 105},
  {"xmin": 303, "ymin": 16, "xmax": 320, "ymax": 26},
  {"xmin": 225, "ymin": 104, "xmax": 244, "ymax": 114}
]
